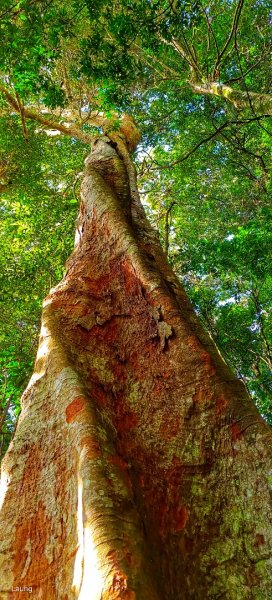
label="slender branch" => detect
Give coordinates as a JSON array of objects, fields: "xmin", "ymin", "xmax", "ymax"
[
  {"xmin": 200, "ymin": 3, "xmax": 220, "ymax": 61},
  {"xmin": 0, "ymin": 84, "xmax": 141, "ymax": 154},
  {"xmin": 205, "ymin": 14, "xmax": 211, "ymax": 52},
  {"xmin": 233, "ymin": 35, "xmax": 272, "ymax": 138},
  {"xmin": 220, "ymin": 125, "xmax": 268, "ymax": 174},
  {"xmin": 152, "ymin": 2, "xmax": 172, "ymax": 21},
  {"xmin": 167, "ymin": 0, "xmax": 180, "ymax": 14},
  {"xmin": 0, "ymin": 397, "xmax": 12, "ymax": 432},
  {"xmin": 213, "ymin": 0, "xmax": 245, "ymax": 76},
  {"xmin": 154, "ymin": 115, "xmax": 271, "ymax": 170},
  {"xmin": 0, "ymin": 0, "xmax": 39, "ymax": 19},
  {"xmin": 0, "ymin": 2, "xmax": 18, "ymax": 18},
  {"xmin": 228, "ymin": 159, "xmax": 261, "ymax": 185},
  {"xmin": 251, "ymin": 290, "xmax": 272, "ymax": 369},
  {"xmin": 172, "ymin": 37, "xmax": 203, "ymax": 78},
  {"xmin": 249, "ymin": 349, "xmax": 272, "ymax": 370},
  {"xmin": 164, "ymin": 201, "xmax": 176, "ymax": 255},
  {"xmin": 155, "ymin": 124, "xmax": 229, "ymax": 169},
  {"xmin": 0, "ymin": 85, "xmax": 20, "ymax": 111},
  {"xmin": 160, "ymin": 35, "xmax": 194, "ymax": 71},
  {"xmin": 223, "ymin": 55, "xmax": 265, "ymax": 85},
  {"xmin": 15, "ymin": 92, "xmax": 29, "ymax": 142},
  {"xmin": 179, "ymin": 29, "xmax": 198, "ymax": 66}
]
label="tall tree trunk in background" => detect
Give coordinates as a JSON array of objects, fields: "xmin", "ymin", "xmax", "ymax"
[{"xmin": 0, "ymin": 133, "xmax": 272, "ymax": 600}]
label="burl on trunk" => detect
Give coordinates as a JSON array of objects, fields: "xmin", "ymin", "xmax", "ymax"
[{"xmin": 0, "ymin": 127, "xmax": 272, "ymax": 600}]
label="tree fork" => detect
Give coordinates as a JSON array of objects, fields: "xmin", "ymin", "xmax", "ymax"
[{"xmin": 0, "ymin": 133, "xmax": 272, "ymax": 599}]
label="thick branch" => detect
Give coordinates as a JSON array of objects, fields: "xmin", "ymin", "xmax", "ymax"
[
  {"xmin": 0, "ymin": 85, "xmax": 94, "ymax": 143},
  {"xmin": 0, "ymin": 85, "xmax": 140, "ymax": 151},
  {"xmin": 191, "ymin": 81, "xmax": 272, "ymax": 115}
]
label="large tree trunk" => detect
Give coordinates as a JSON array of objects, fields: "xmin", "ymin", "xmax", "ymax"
[{"xmin": 1, "ymin": 136, "xmax": 272, "ymax": 600}]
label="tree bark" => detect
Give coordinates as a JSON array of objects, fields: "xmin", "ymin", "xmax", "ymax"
[
  {"xmin": 191, "ymin": 81, "xmax": 272, "ymax": 115},
  {"xmin": 0, "ymin": 135, "xmax": 272, "ymax": 600}
]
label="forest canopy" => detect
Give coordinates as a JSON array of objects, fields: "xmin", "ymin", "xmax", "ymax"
[{"xmin": 0, "ymin": 0, "xmax": 271, "ymax": 457}]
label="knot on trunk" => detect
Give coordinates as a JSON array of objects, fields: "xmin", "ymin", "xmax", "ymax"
[{"xmin": 100, "ymin": 113, "xmax": 140, "ymax": 152}]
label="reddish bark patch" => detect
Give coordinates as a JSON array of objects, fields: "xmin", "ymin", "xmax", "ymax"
[
  {"xmin": 157, "ymin": 499, "xmax": 190, "ymax": 536},
  {"xmin": 152, "ymin": 379, "xmax": 163, "ymax": 396},
  {"xmin": 117, "ymin": 412, "xmax": 138, "ymax": 432},
  {"xmin": 215, "ymin": 394, "xmax": 228, "ymax": 413},
  {"xmin": 184, "ymin": 535, "xmax": 194, "ymax": 553},
  {"xmin": 122, "ymin": 260, "xmax": 140, "ymax": 296},
  {"xmin": 107, "ymin": 572, "xmax": 136, "ymax": 600},
  {"xmin": 200, "ymin": 351, "xmax": 216, "ymax": 376},
  {"xmin": 246, "ymin": 565, "xmax": 259, "ymax": 586},
  {"xmin": 159, "ymin": 413, "xmax": 181, "ymax": 440},
  {"xmin": 108, "ymin": 454, "xmax": 129, "ymax": 472},
  {"xmin": 66, "ymin": 396, "xmax": 86, "ymax": 423},
  {"xmin": 255, "ymin": 533, "xmax": 265, "ymax": 546},
  {"xmin": 89, "ymin": 274, "xmax": 110, "ymax": 293},
  {"xmin": 187, "ymin": 335, "xmax": 202, "ymax": 352},
  {"xmin": 193, "ymin": 386, "xmax": 212, "ymax": 404},
  {"xmin": 230, "ymin": 423, "xmax": 243, "ymax": 442},
  {"xmin": 139, "ymin": 474, "xmax": 145, "ymax": 488},
  {"xmin": 78, "ymin": 273, "xmax": 111, "ymax": 296},
  {"xmin": 13, "ymin": 502, "xmax": 52, "ymax": 587},
  {"xmin": 92, "ymin": 386, "xmax": 109, "ymax": 408},
  {"xmin": 128, "ymin": 350, "xmax": 138, "ymax": 371},
  {"xmin": 11, "ymin": 445, "xmax": 56, "ymax": 594},
  {"xmin": 175, "ymin": 505, "xmax": 190, "ymax": 532},
  {"xmin": 107, "ymin": 549, "xmax": 117, "ymax": 561},
  {"xmin": 105, "ymin": 551, "xmax": 137, "ymax": 594},
  {"xmin": 112, "ymin": 361, "xmax": 126, "ymax": 381},
  {"xmin": 50, "ymin": 298, "xmax": 64, "ymax": 310},
  {"xmin": 125, "ymin": 551, "xmax": 135, "ymax": 568},
  {"xmin": 92, "ymin": 319, "xmax": 119, "ymax": 344}
]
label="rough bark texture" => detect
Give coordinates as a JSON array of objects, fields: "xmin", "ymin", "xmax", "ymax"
[{"xmin": 1, "ymin": 133, "xmax": 272, "ymax": 600}]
